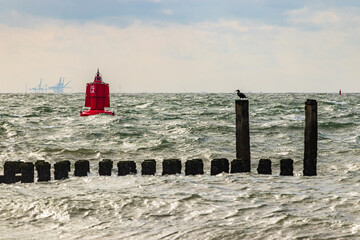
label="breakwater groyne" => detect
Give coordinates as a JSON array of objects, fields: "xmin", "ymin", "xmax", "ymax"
[
  {"xmin": 0, "ymin": 157, "xmax": 297, "ymax": 183},
  {"xmin": 0, "ymin": 99, "xmax": 318, "ymax": 184}
]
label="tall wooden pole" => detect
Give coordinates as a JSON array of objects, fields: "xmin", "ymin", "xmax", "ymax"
[
  {"xmin": 304, "ymin": 99, "xmax": 317, "ymax": 176},
  {"xmin": 235, "ymin": 100, "xmax": 251, "ymax": 172}
]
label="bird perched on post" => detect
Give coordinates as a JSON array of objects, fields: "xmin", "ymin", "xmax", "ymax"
[{"xmin": 236, "ymin": 90, "xmax": 247, "ymax": 99}]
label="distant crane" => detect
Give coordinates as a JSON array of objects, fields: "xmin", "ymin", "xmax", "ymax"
[
  {"xmin": 48, "ymin": 77, "xmax": 71, "ymax": 93},
  {"xmin": 30, "ymin": 78, "xmax": 46, "ymax": 93}
]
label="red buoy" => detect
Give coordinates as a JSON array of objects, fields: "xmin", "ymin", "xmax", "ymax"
[{"xmin": 80, "ymin": 69, "xmax": 115, "ymax": 116}]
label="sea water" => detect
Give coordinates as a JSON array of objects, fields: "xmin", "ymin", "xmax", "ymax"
[{"xmin": 0, "ymin": 93, "xmax": 359, "ymax": 239}]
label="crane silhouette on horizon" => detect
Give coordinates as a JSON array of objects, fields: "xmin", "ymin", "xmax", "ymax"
[{"xmin": 48, "ymin": 77, "xmax": 71, "ymax": 94}]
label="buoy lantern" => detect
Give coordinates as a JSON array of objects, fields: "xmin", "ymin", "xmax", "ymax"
[{"xmin": 80, "ymin": 69, "xmax": 115, "ymax": 116}]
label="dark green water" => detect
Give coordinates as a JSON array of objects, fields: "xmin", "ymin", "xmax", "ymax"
[{"xmin": 0, "ymin": 93, "xmax": 359, "ymax": 239}]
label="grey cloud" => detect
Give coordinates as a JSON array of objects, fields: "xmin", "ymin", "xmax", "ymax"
[{"xmin": 2, "ymin": 0, "xmax": 360, "ymax": 27}]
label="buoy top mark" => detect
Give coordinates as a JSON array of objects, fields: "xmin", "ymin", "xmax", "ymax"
[{"xmin": 94, "ymin": 68, "xmax": 103, "ymax": 83}]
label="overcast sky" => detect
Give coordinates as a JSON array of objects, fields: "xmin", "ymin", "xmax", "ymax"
[{"xmin": 1, "ymin": 0, "xmax": 360, "ymax": 93}]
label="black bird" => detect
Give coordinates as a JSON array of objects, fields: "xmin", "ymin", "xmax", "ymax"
[{"xmin": 236, "ymin": 90, "xmax": 247, "ymax": 99}]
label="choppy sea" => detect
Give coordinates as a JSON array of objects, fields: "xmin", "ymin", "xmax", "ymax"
[{"xmin": 0, "ymin": 93, "xmax": 359, "ymax": 239}]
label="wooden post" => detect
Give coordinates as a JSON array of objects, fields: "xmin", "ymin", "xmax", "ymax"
[
  {"xmin": 54, "ymin": 161, "xmax": 69, "ymax": 180},
  {"xmin": 235, "ymin": 100, "xmax": 251, "ymax": 172},
  {"xmin": 4, "ymin": 161, "xmax": 22, "ymax": 183},
  {"xmin": 118, "ymin": 161, "xmax": 137, "ymax": 176},
  {"xmin": 4, "ymin": 161, "xmax": 17, "ymax": 184},
  {"xmin": 210, "ymin": 158, "xmax": 229, "ymax": 175},
  {"xmin": 304, "ymin": 99, "xmax": 317, "ymax": 176},
  {"xmin": 257, "ymin": 159, "xmax": 272, "ymax": 175},
  {"xmin": 35, "ymin": 161, "xmax": 51, "ymax": 182},
  {"xmin": 99, "ymin": 159, "xmax": 113, "ymax": 176},
  {"xmin": 162, "ymin": 159, "xmax": 181, "ymax": 175},
  {"xmin": 141, "ymin": 160, "xmax": 156, "ymax": 175},
  {"xmin": 21, "ymin": 162, "xmax": 34, "ymax": 183},
  {"xmin": 74, "ymin": 160, "xmax": 90, "ymax": 177},
  {"xmin": 280, "ymin": 159, "xmax": 293, "ymax": 176},
  {"xmin": 185, "ymin": 159, "xmax": 204, "ymax": 175}
]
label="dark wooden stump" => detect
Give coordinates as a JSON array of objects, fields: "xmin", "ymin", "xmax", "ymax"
[
  {"xmin": 54, "ymin": 161, "xmax": 69, "ymax": 180},
  {"xmin": 257, "ymin": 159, "xmax": 272, "ymax": 175},
  {"xmin": 280, "ymin": 159, "xmax": 294, "ymax": 176},
  {"xmin": 99, "ymin": 159, "xmax": 113, "ymax": 176},
  {"xmin": 21, "ymin": 162, "xmax": 34, "ymax": 183},
  {"xmin": 74, "ymin": 160, "xmax": 90, "ymax": 177},
  {"xmin": 35, "ymin": 161, "xmax": 51, "ymax": 182},
  {"xmin": 117, "ymin": 161, "xmax": 137, "ymax": 176},
  {"xmin": 185, "ymin": 159, "xmax": 204, "ymax": 175},
  {"xmin": 230, "ymin": 159, "xmax": 245, "ymax": 173},
  {"xmin": 162, "ymin": 159, "xmax": 181, "ymax": 175},
  {"xmin": 4, "ymin": 161, "xmax": 22, "ymax": 184},
  {"xmin": 141, "ymin": 160, "xmax": 156, "ymax": 175},
  {"xmin": 211, "ymin": 158, "xmax": 229, "ymax": 175}
]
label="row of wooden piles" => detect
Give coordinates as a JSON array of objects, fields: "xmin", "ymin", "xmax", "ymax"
[
  {"xmin": 0, "ymin": 98, "xmax": 317, "ymax": 184},
  {"xmin": 0, "ymin": 158, "xmax": 295, "ymax": 184}
]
